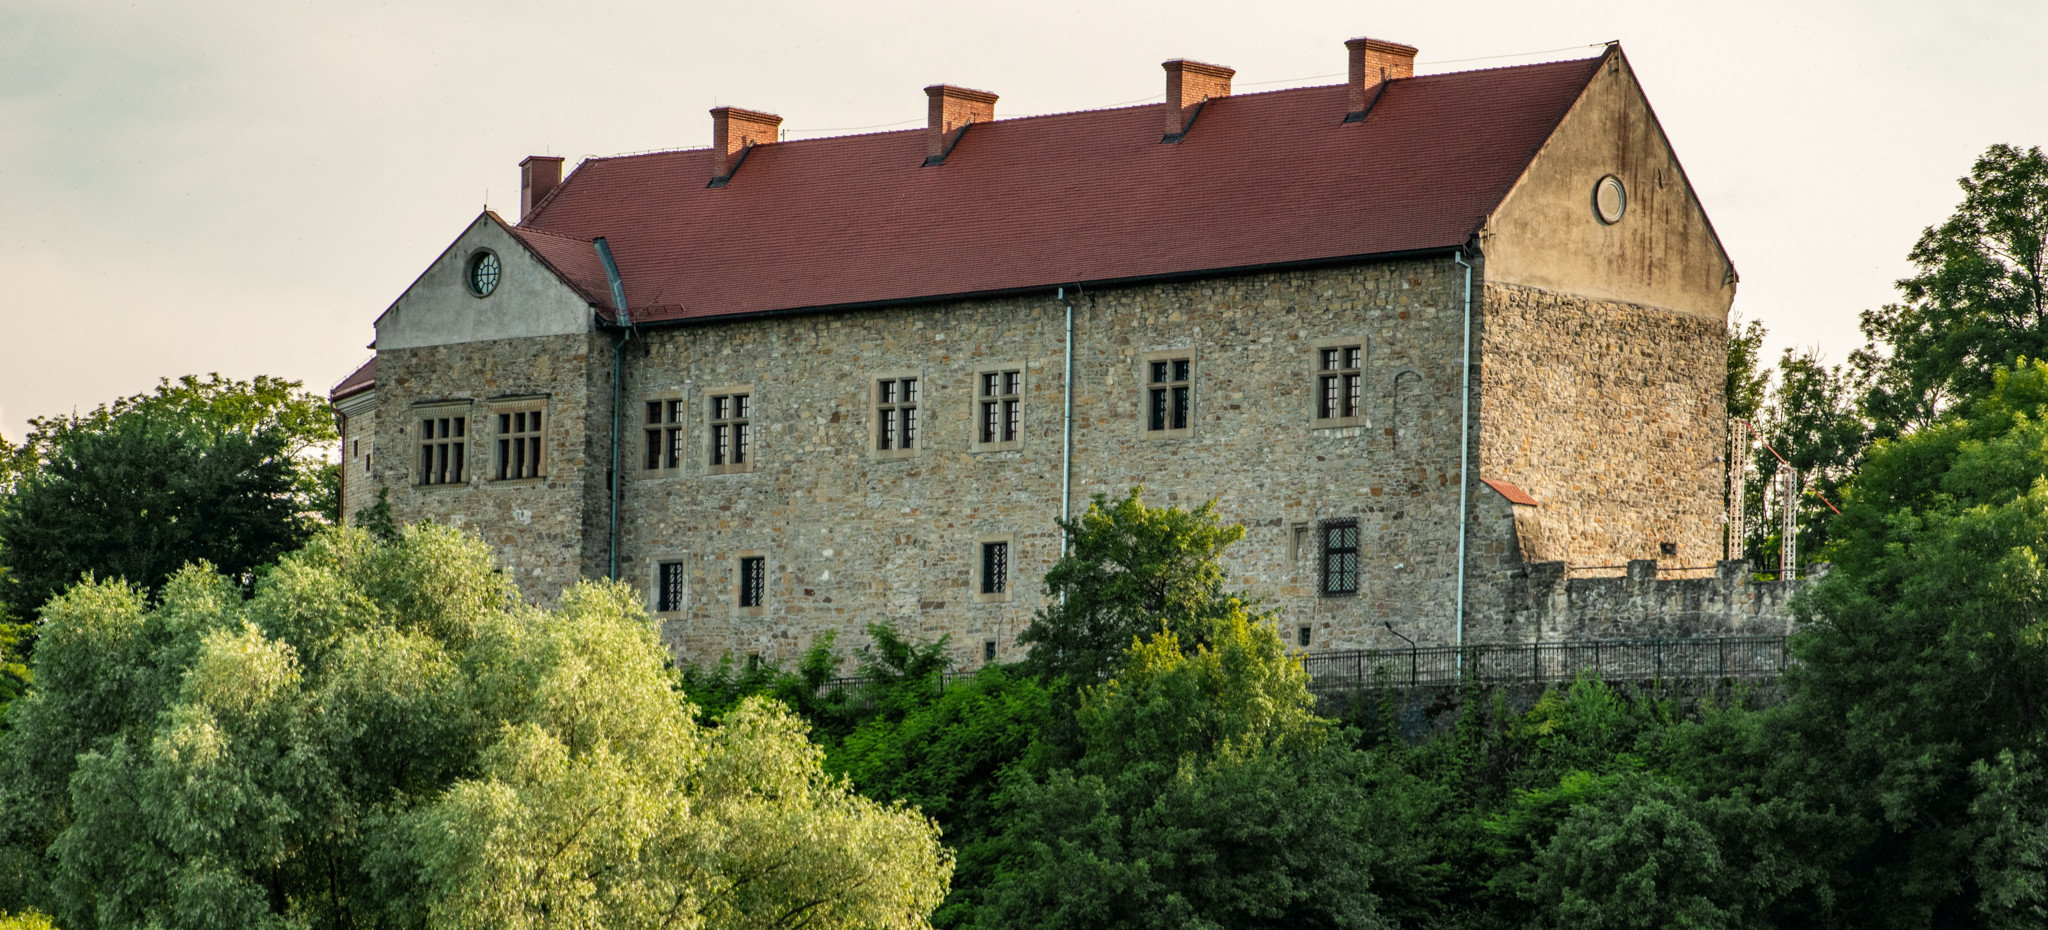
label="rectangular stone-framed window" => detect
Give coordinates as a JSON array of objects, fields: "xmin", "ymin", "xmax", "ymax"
[
  {"xmin": 732, "ymin": 551, "xmax": 768, "ymax": 616},
  {"xmin": 1310, "ymin": 338, "xmax": 1366, "ymax": 428},
  {"xmin": 974, "ymin": 533, "xmax": 1016, "ymax": 603},
  {"xmin": 972, "ymin": 364, "xmax": 1024, "ymax": 452},
  {"xmin": 1298, "ymin": 625, "xmax": 1313, "ymax": 648},
  {"xmin": 871, "ymin": 370, "xmax": 923, "ymax": 460},
  {"xmin": 412, "ymin": 402, "xmax": 470, "ymax": 487},
  {"xmin": 706, "ymin": 386, "xmax": 754, "ymax": 475},
  {"xmin": 1320, "ymin": 518, "xmax": 1360, "ymax": 597},
  {"xmin": 490, "ymin": 397, "xmax": 546, "ymax": 482},
  {"xmin": 642, "ymin": 393, "xmax": 685, "ymax": 475},
  {"xmin": 983, "ymin": 639, "xmax": 998, "ymax": 663},
  {"xmin": 1139, "ymin": 350, "xmax": 1195, "ymax": 439},
  {"xmin": 651, "ymin": 557, "xmax": 689, "ymax": 614}
]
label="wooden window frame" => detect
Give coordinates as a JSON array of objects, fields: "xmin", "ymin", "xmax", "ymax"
[
  {"xmin": 412, "ymin": 402, "xmax": 471, "ymax": 488},
  {"xmin": 490, "ymin": 397, "xmax": 547, "ymax": 483},
  {"xmin": 705, "ymin": 385, "xmax": 755, "ymax": 476},
  {"xmin": 870, "ymin": 369, "xmax": 924, "ymax": 461},
  {"xmin": 1320, "ymin": 518, "xmax": 1361, "ymax": 597},
  {"xmin": 971, "ymin": 364, "xmax": 1025, "ymax": 452},
  {"xmin": 641, "ymin": 392, "xmax": 686, "ymax": 477},
  {"xmin": 1138, "ymin": 349, "xmax": 1196, "ymax": 440},
  {"xmin": 974, "ymin": 533, "xmax": 1016, "ymax": 603},
  {"xmin": 732, "ymin": 550, "xmax": 768, "ymax": 617},
  {"xmin": 1310, "ymin": 338, "xmax": 1367, "ymax": 428}
]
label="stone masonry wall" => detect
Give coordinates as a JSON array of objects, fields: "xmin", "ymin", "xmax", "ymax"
[
  {"xmin": 365, "ymin": 332, "xmax": 608, "ymax": 601},
  {"xmin": 1474, "ymin": 281, "xmax": 1726, "ymax": 572},
  {"xmin": 620, "ymin": 257, "xmax": 1475, "ymax": 668},
  {"xmin": 1504, "ymin": 558, "xmax": 1806, "ymax": 640},
  {"xmin": 337, "ymin": 400, "xmax": 380, "ymax": 520}
]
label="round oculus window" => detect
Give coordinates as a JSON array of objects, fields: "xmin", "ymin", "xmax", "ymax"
[
  {"xmin": 1594, "ymin": 175, "xmax": 1627, "ymax": 225},
  {"xmin": 466, "ymin": 250, "xmax": 501, "ymax": 297}
]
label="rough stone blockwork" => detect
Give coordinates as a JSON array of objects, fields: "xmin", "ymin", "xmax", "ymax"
[{"xmin": 1506, "ymin": 559, "xmax": 1807, "ymax": 641}]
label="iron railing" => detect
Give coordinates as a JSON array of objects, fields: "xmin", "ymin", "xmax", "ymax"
[{"xmin": 1298, "ymin": 635, "xmax": 1790, "ymax": 692}]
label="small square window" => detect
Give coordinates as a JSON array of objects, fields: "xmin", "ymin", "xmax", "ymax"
[
  {"xmin": 1321, "ymin": 519, "xmax": 1359, "ymax": 597},
  {"xmin": 739, "ymin": 556, "xmax": 766, "ymax": 609},
  {"xmin": 656, "ymin": 561, "xmax": 687, "ymax": 613}
]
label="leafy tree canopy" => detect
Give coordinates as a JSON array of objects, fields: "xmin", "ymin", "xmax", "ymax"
[
  {"xmin": 0, "ymin": 375, "xmax": 337, "ymax": 619},
  {"xmin": 0, "ymin": 523, "xmax": 951, "ymax": 930},
  {"xmin": 1017, "ymin": 488, "xmax": 1246, "ymax": 685},
  {"xmin": 1856, "ymin": 144, "xmax": 2048, "ymax": 436}
]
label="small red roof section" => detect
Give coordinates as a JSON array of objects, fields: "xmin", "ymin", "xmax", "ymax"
[
  {"xmin": 330, "ymin": 358, "xmax": 376, "ymax": 402},
  {"xmin": 1482, "ymin": 478, "xmax": 1540, "ymax": 507},
  {"xmin": 513, "ymin": 54, "xmax": 1606, "ymax": 324}
]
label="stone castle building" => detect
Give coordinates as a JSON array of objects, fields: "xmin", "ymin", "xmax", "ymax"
[{"xmin": 330, "ymin": 37, "xmax": 1746, "ymax": 667}]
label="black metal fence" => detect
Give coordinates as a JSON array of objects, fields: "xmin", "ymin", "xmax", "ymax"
[{"xmin": 1299, "ymin": 636, "xmax": 1790, "ymax": 692}]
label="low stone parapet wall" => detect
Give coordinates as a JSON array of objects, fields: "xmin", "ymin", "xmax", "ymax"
[{"xmin": 1493, "ymin": 558, "xmax": 1809, "ymax": 643}]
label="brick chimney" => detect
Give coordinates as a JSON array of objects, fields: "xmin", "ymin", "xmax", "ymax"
[
  {"xmin": 1161, "ymin": 59, "xmax": 1234, "ymax": 142},
  {"xmin": 924, "ymin": 84, "xmax": 997, "ymax": 166},
  {"xmin": 709, "ymin": 106, "xmax": 782, "ymax": 186},
  {"xmin": 519, "ymin": 155, "xmax": 564, "ymax": 220},
  {"xmin": 1345, "ymin": 37, "xmax": 1418, "ymax": 119}
]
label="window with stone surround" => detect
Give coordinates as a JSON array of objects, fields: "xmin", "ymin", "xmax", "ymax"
[
  {"xmin": 1320, "ymin": 519, "xmax": 1359, "ymax": 596},
  {"xmin": 656, "ymin": 561, "xmax": 687, "ymax": 613},
  {"xmin": 492, "ymin": 399, "xmax": 545, "ymax": 481},
  {"xmin": 708, "ymin": 390, "xmax": 752, "ymax": 475},
  {"xmin": 975, "ymin": 367, "xmax": 1023, "ymax": 450},
  {"xmin": 873, "ymin": 374, "xmax": 921, "ymax": 458},
  {"xmin": 643, "ymin": 397, "xmax": 684, "ymax": 473},
  {"xmin": 413, "ymin": 404, "xmax": 468, "ymax": 487},
  {"xmin": 1142, "ymin": 352, "xmax": 1194, "ymax": 438},
  {"xmin": 1314, "ymin": 342, "xmax": 1364, "ymax": 426},
  {"xmin": 975, "ymin": 533, "xmax": 1016, "ymax": 603},
  {"xmin": 736, "ymin": 554, "xmax": 767, "ymax": 614}
]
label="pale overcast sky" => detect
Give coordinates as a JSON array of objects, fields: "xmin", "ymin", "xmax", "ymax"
[{"xmin": 2, "ymin": 0, "xmax": 2042, "ymax": 441}]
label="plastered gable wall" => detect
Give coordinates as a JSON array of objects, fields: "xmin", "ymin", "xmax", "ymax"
[
  {"xmin": 619, "ymin": 258, "xmax": 1482, "ymax": 667},
  {"xmin": 1481, "ymin": 49, "xmax": 1736, "ymax": 321},
  {"xmin": 374, "ymin": 213, "xmax": 596, "ymax": 351}
]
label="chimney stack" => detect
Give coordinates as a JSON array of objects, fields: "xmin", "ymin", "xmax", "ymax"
[
  {"xmin": 1345, "ymin": 37, "xmax": 1418, "ymax": 119},
  {"xmin": 519, "ymin": 155, "xmax": 564, "ymax": 220},
  {"xmin": 1161, "ymin": 59, "xmax": 1234, "ymax": 142},
  {"xmin": 709, "ymin": 106, "xmax": 783, "ymax": 186},
  {"xmin": 924, "ymin": 84, "xmax": 998, "ymax": 166}
]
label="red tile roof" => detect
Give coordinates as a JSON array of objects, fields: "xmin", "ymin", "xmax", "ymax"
[
  {"xmin": 331, "ymin": 357, "xmax": 376, "ymax": 401},
  {"xmin": 513, "ymin": 54, "xmax": 1606, "ymax": 324},
  {"xmin": 1482, "ymin": 478, "xmax": 1541, "ymax": 507}
]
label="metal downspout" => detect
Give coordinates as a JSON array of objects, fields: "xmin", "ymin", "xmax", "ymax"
[
  {"xmin": 595, "ymin": 237, "xmax": 632, "ymax": 581},
  {"xmin": 1060, "ymin": 286, "xmax": 1075, "ymax": 538},
  {"xmin": 1452, "ymin": 250, "xmax": 1474, "ymax": 665}
]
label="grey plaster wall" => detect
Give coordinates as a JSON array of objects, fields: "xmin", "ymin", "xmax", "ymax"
[{"xmin": 374, "ymin": 213, "xmax": 595, "ymax": 351}]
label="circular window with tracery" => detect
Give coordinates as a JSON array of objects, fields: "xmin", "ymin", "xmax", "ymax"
[
  {"xmin": 1593, "ymin": 175, "xmax": 1627, "ymax": 225},
  {"xmin": 466, "ymin": 250, "xmax": 501, "ymax": 297}
]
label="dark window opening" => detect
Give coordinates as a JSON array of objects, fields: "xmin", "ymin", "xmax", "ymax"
[
  {"xmin": 495, "ymin": 408, "xmax": 543, "ymax": 480},
  {"xmin": 878, "ymin": 377, "xmax": 920, "ymax": 451},
  {"xmin": 1299, "ymin": 626, "xmax": 1313, "ymax": 648},
  {"xmin": 982, "ymin": 541, "xmax": 1009, "ymax": 595},
  {"xmin": 1321, "ymin": 519, "xmax": 1359, "ymax": 596},
  {"xmin": 979, "ymin": 370, "xmax": 1022, "ymax": 444},
  {"xmin": 984, "ymin": 640, "xmax": 997, "ymax": 662},
  {"xmin": 1147, "ymin": 358, "xmax": 1191, "ymax": 432},
  {"xmin": 739, "ymin": 556, "xmax": 766, "ymax": 608},
  {"xmin": 711, "ymin": 394, "xmax": 750, "ymax": 467},
  {"xmin": 644, "ymin": 399, "xmax": 684, "ymax": 471},
  {"xmin": 416, "ymin": 414, "xmax": 465, "ymax": 485},
  {"xmin": 657, "ymin": 562, "xmax": 686, "ymax": 612},
  {"xmin": 1317, "ymin": 346, "xmax": 1363, "ymax": 421}
]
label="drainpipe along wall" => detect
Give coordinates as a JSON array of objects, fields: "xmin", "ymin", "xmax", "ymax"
[
  {"xmin": 595, "ymin": 237, "xmax": 632, "ymax": 580},
  {"xmin": 1452, "ymin": 249, "xmax": 1474, "ymax": 658}
]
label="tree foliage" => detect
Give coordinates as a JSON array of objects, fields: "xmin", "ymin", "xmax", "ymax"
[
  {"xmin": 1857, "ymin": 144, "xmax": 2048, "ymax": 437},
  {"xmin": 1017, "ymin": 488, "xmax": 1245, "ymax": 685},
  {"xmin": 0, "ymin": 523, "xmax": 951, "ymax": 930},
  {"xmin": 0, "ymin": 375, "xmax": 338, "ymax": 621}
]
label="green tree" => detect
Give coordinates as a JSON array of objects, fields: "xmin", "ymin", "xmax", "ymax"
[
  {"xmin": 977, "ymin": 608, "xmax": 1385, "ymax": 930},
  {"xmin": 1017, "ymin": 488, "xmax": 1245, "ymax": 685},
  {"xmin": 0, "ymin": 523, "xmax": 951, "ymax": 929},
  {"xmin": 1855, "ymin": 144, "xmax": 2048, "ymax": 437},
  {"xmin": 1744, "ymin": 348, "xmax": 1868, "ymax": 570},
  {"xmin": 0, "ymin": 375, "xmax": 336, "ymax": 620}
]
